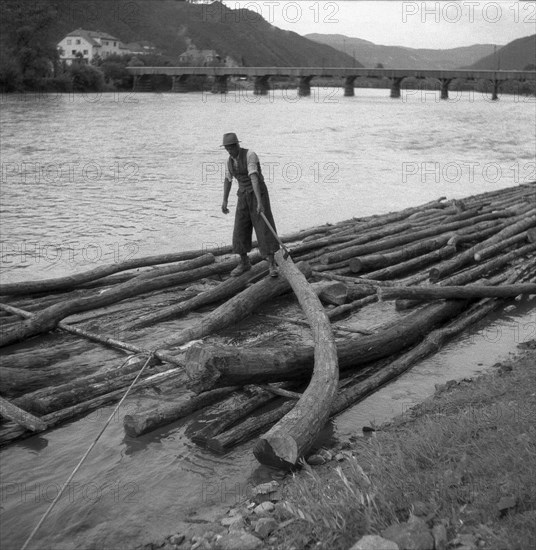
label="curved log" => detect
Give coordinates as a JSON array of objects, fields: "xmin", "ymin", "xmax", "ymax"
[{"xmin": 253, "ymin": 249, "xmax": 339, "ymax": 468}]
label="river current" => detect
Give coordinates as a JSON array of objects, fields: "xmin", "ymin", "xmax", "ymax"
[{"xmin": 0, "ymin": 87, "xmax": 535, "ymax": 549}]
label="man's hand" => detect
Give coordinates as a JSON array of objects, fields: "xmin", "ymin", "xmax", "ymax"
[
  {"xmin": 222, "ymin": 202, "xmax": 229, "ymax": 214},
  {"xmin": 256, "ymin": 202, "xmax": 265, "ymax": 215}
]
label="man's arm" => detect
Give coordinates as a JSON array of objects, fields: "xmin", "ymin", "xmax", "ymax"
[
  {"xmin": 250, "ymin": 173, "xmax": 264, "ymax": 214},
  {"xmin": 222, "ymin": 177, "xmax": 232, "ymax": 214},
  {"xmin": 247, "ymin": 151, "xmax": 264, "ymax": 214}
]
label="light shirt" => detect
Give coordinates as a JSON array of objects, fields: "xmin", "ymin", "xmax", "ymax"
[{"xmin": 225, "ymin": 149, "xmax": 260, "ymax": 181}]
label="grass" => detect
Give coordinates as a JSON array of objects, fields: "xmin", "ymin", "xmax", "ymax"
[{"xmin": 270, "ymin": 346, "xmax": 536, "ymax": 550}]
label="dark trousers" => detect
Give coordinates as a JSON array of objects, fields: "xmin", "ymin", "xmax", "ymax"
[{"xmin": 233, "ymin": 186, "xmax": 279, "ymax": 258}]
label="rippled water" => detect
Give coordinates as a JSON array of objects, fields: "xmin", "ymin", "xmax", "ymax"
[
  {"xmin": 1, "ymin": 88, "xmax": 534, "ymax": 282},
  {"xmin": 0, "ymin": 88, "xmax": 535, "ymax": 550}
]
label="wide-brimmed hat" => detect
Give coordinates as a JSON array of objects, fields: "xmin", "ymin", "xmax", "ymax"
[{"xmin": 221, "ymin": 132, "xmax": 240, "ymax": 147}]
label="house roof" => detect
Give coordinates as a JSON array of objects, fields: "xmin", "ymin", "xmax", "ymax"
[{"xmin": 63, "ymin": 29, "xmax": 120, "ymax": 46}]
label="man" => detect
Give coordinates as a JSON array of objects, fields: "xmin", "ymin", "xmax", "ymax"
[{"xmin": 221, "ymin": 132, "xmax": 280, "ymax": 277}]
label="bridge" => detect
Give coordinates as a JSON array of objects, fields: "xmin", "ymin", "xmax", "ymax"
[{"xmin": 125, "ymin": 67, "xmax": 536, "ymax": 100}]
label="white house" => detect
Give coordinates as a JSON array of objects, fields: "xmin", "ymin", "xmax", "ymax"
[{"xmin": 57, "ymin": 29, "xmax": 126, "ymax": 65}]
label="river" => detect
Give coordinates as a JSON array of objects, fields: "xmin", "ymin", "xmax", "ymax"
[{"xmin": 0, "ymin": 87, "xmax": 535, "ymax": 550}]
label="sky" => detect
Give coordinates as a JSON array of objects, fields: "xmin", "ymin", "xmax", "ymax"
[{"xmin": 220, "ymin": 1, "xmax": 536, "ymax": 49}]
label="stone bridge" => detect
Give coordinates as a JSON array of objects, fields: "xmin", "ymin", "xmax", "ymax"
[{"xmin": 125, "ymin": 67, "xmax": 536, "ymax": 100}]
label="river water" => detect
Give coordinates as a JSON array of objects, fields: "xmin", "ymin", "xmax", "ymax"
[{"xmin": 0, "ymin": 88, "xmax": 535, "ymax": 549}]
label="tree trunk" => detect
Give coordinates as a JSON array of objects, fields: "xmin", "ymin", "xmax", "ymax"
[
  {"xmin": 0, "ymin": 396, "xmax": 48, "ymax": 432},
  {"xmin": 429, "ymin": 211, "xmax": 536, "ymax": 281},
  {"xmin": 320, "ymin": 211, "xmax": 515, "ymax": 265},
  {"xmin": 190, "ymin": 388, "xmax": 276, "ymax": 446},
  {"xmin": 253, "ymin": 249, "xmax": 339, "ymax": 469},
  {"xmin": 162, "ymin": 261, "xmax": 312, "ymax": 349},
  {"xmin": 379, "ymin": 283, "xmax": 536, "ymax": 301},
  {"xmin": 184, "ymin": 300, "xmax": 466, "ymax": 391},
  {"xmin": 0, "ymin": 250, "xmax": 219, "ymax": 296},
  {"xmin": 0, "ymin": 256, "xmax": 239, "ymax": 348},
  {"xmin": 125, "ymin": 261, "xmax": 268, "ymax": 330},
  {"xmin": 123, "ymin": 386, "xmax": 240, "ymax": 437}
]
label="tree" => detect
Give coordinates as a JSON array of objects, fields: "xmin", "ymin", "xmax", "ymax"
[{"xmin": 2, "ymin": 1, "xmax": 60, "ymax": 84}]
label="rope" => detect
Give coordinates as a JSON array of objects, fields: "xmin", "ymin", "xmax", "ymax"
[{"xmin": 20, "ymin": 352, "xmax": 155, "ymax": 550}]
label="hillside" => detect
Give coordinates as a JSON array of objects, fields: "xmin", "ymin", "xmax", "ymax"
[
  {"xmin": 463, "ymin": 34, "xmax": 536, "ymax": 70},
  {"xmin": 306, "ymin": 33, "xmax": 496, "ymax": 69},
  {"xmin": 0, "ymin": 0, "xmax": 358, "ymax": 67}
]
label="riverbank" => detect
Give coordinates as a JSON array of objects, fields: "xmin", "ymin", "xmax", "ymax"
[{"xmin": 145, "ymin": 340, "xmax": 535, "ymax": 550}]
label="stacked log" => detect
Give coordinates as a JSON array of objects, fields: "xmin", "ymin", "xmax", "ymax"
[{"xmin": 0, "ymin": 183, "xmax": 534, "ymax": 459}]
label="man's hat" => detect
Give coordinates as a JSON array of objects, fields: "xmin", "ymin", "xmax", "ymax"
[{"xmin": 222, "ymin": 132, "xmax": 240, "ymax": 147}]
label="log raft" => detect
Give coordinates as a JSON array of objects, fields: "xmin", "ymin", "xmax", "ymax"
[{"xmin": 0, "ymin": 183, "xmax": 534, "ymax": 458}]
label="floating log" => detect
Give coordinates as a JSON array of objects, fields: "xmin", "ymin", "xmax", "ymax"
[
  {"xmin": 253, "ymin": 249, "xmax": 339, "ymax": 469},
  {"xmin": 12, "ymin": 355, "xmax": 167, "ymax": 415},
  {"xmin": 0, "ymin": 396, "xmax": 48, "ymax": 432},
  {"xmin": 0, "ymin": 250, "xmax": 218, "ymax": 296},
  {"xmin": 366, "ymin": 245, "xmax": 457, "ymax": 280},
  {"xmin": 396, "ymin": 242, "xmax": 536, "ymax": 310},
  {"xmin": 0, "ymin": 369, "xmax": 185, "ymax": 446},
  {"xmin": 320, "ymin": 211, "xmax": 515, "ymax": 265},
  {"xmin": 0, "ymin": 303, "xmax": 184, "ymax": 368},
  {"xmin": 0, "ymin": 256, "xmax": 240, "ymax": 348},
  {"xmin": 378, "ymin": 283, "xmax": 536, "ymax": 301},
  {"xmin": 162, "ymin": 261, "xmax": 312, "ymax": 349},
  {"xmin": 474, "ymin": 232, "xmax": 528, "ymax": 262},
  {"xmin": 185, "ymin": 299, "xmax": 465, "ymax": 392},
  {"xmin": 125, "ymin": 259, "xmax": 267, "ymax": 330},
  {"xmin": 429, "ymin": 210, "xmax": 536, "ymax": 281},
  {"xmin": 191, "ymin": 388, "xmax": 276, "ymax": 446},
  {"xmin": 317, "ymin": 282, "xmax": 348, "ymax": 305},
  {"xmin": 349, "ymin": 234, "xmax": 454, "ymax": 273},
  {"xmin": 123, "ymin": 386, "xmax": 239, "ymax": 437},
  {"xmin": 207, "ymin": 400, "xmax": 295, "ymax": 454}
]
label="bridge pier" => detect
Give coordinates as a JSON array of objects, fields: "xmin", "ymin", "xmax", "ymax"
[
  {"xmin": 171, "ymin": 75, "xmax": 190, "ymax": 93},
  {"xmin": 298, "ymin": 76, "xmax": 313, "ymax": 97},
  {"xmin": 254, "ymin": 76, "xmax": 270, "ymax": 95},
  {"xmin": 212, "ymin": 75, "xmax": 228, "ymax": 94},
  {"xmin": 344, "ymin": 76, "xmax": 356, "ymax": 97},
  {"xmin": 492, "ymin": 80, "xmax": 500, "ymax": 100},
  {"xmin": 440, "ymin": 78, "xmax": 452, "ymax": 100},
  {"xmin": 132, "ymin": 75, "xmax": 153, "ymax": 92},
  {"xmin": 390, "ymin": 77, "xmax": 403, "ymax": 98}
]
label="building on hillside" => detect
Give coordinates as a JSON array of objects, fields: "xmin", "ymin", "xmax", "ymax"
[
  {"xmin": 178, "ymin": 44, "xmax": 221, "ymax": 65},
  {"xmin": 125, "ymin": 41, "xmax": 158, "ymax": 56},
  {"xmin": 57, "ymin": 29, "xmax": 127, "ymax": 65}
]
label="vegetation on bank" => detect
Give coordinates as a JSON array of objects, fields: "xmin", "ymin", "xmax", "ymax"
[{"xmin": 270, "ymin": 344, "xmax": 536, "ymax": 550}]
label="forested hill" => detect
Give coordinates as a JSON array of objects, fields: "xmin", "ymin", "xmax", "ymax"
[
  {"xmin": 463, "ymin": 34, "xmax": 536, "ymax": 70},
  {"xmin": 305, "ymin": 34, "xmax": 496, "ymax": 70},
  {"xmin": 0, "ymin": 0, "xmax": 358, "ymax": 67}
]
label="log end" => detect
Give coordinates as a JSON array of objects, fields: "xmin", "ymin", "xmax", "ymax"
[
  {"xmin": 318, "ymin": 282, "xmax": 348, "ymax": 306},
  {"xmin": 429, "ymin": 268, "xmax": 441, "ymax": 282},
  {"xmin": 253, "ymin": 433, "xmax": 298, "ymax": 470},
  {"xmin": 348, "ymin": 258, "xmax": 363, "ymax": 274},
  {"xmin": 123, "ymin": 414, "xmax": 149, "ymax": 438}
]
